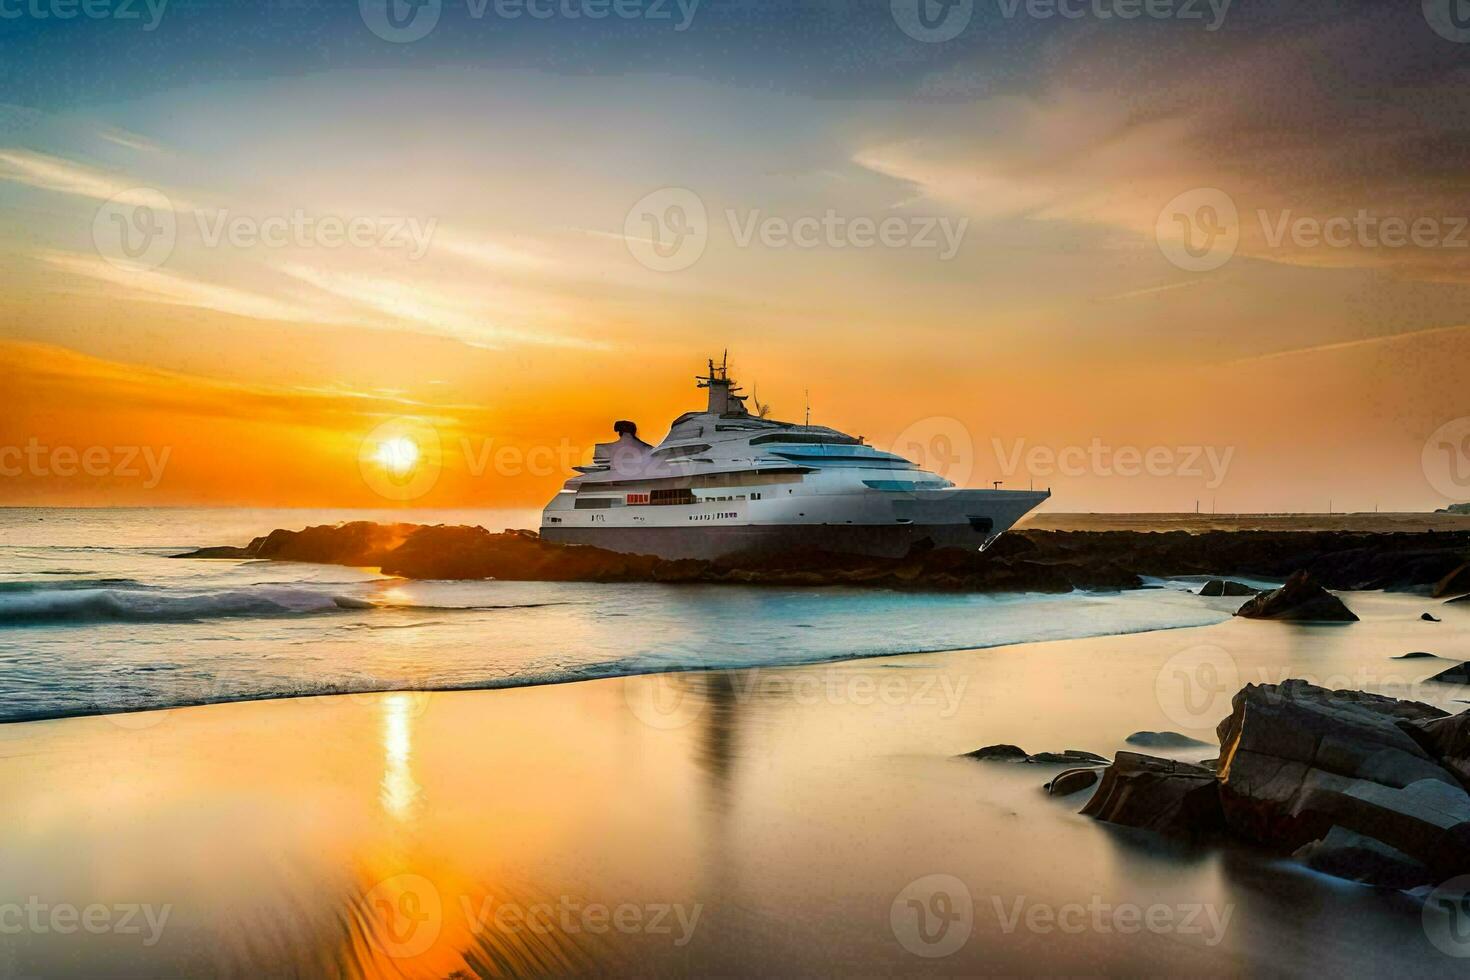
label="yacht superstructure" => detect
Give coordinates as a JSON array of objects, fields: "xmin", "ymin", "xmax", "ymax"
[{"xmin": 539, "ymin": 356, "xmax": 1049, "ymax": 560}]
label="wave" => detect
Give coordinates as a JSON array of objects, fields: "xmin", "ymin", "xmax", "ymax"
[
  {"xmin": 0, "ymin": 577, "xmax": 151, "ymax": 593},
  {"xmin": 0, "ymin": 587, "xmax": 371, "ymax": 625},
  {"xmin": 0, "ymin": 586, "xmax": 571, "ymax": 626}
]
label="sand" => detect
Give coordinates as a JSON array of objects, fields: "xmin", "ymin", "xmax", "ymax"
[{"xmin": 1, "ymin": 591, "xmax": 1467, "ymax": 977}]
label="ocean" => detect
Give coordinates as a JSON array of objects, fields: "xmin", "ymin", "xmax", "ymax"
[{"xmin": 0, "ymin": 507, "xmax": 1241, "ymax": 725}]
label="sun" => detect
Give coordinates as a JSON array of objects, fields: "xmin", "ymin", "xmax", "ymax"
[{"xmin": 374, "ymin": 436, "xmax": 420, "ymax": 475}]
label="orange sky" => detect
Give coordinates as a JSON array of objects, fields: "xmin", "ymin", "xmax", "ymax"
[{"xmin": 3, "ymin": 8, "xmax": 1469, "ymax": 514}]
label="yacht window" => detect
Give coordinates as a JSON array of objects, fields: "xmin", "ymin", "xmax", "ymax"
[{"xmin": 749, "ymin": 433, "xmax": 861, "ymax": 446}]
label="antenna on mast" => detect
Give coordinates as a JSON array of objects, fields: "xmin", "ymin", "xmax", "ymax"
[{"xmin": 804, "ymin": 388, "xmax": 810, "ymax": 427}]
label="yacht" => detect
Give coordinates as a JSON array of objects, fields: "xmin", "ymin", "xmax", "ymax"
[{"xmin": 539, "ymin": 356, "xmax": 1050, "ymax": 560}]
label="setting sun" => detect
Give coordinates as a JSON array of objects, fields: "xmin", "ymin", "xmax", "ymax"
[{"xmin": 373, "ymin": 437, "xmax": 419, "ymax": 475}]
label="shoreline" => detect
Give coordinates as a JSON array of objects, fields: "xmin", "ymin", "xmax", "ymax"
[
  {"xmin": 4, "ymin": 591, "xmax": 1468, "ymax": 975},
  {"xmin": 0, "ymin": 586, "xmax": 1235, "ymax": 728}
]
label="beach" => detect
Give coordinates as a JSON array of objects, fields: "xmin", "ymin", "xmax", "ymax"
[{"xmin": 3, "ymin": 588, "xmax": 1467, "ymax": 977}]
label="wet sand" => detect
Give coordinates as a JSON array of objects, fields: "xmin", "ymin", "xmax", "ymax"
[{"xmin": 1, "ymin": 591, "xmax": 1467, "ymax": 977}]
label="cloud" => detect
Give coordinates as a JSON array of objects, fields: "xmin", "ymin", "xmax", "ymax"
[
  {"xmin": 854, "ymin": 13, "xmax": 1470, "ymax": 283},
  {"xmin": 39, "ymin": 250, "xmax": 343, "ymax": 327},
  {"xmin": 277, "ymin": 262, "xmax": 602, "ymax": 351},
  {"xmin": 0, "ymin": 148, "xmax": 194, "ymax": 209}
]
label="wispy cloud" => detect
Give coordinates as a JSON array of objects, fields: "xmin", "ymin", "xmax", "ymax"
[
  {"xmin": 0, "ymin": 148, "xmax": 194, "ymax": 208},
  {"xmin": 278, "ymin": 262, "xmax": 601, "ymax": 351}
]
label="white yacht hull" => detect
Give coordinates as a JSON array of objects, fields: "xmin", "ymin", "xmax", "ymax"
[{"xmin": 539, "ymin": 489, "xmax": 1048, "ymax": 561}]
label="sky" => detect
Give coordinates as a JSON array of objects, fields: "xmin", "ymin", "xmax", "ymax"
[{"xmin": 2, "ymin": 0, "xmax": 1469, "ymax": 512}]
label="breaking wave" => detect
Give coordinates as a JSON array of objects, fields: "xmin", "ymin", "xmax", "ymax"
[{"xmin": 0, "ymin": 587, "xmax": 372, "ymax": 625}]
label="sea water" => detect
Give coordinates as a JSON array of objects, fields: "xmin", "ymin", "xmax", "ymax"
[{"xmin": 0, "ymin": 507, "xmax": 1236, "ymax": 724}]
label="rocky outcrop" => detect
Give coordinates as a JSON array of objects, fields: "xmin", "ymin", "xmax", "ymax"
[
  {"xmin": 1020, "ymin": 529, "xmax": 1470, "ymax": 591},
  {"xmin": 1429, "ymin": 662, "xmax": 1470, "ymax": 685},
  {"xmin": 1200, "ymin": 579, "xmax": 1257, "ymax": 597},
  {"xmin": 1435, "ymin": 562, "xmax": 1470, "ymax": 599},
  {"xmin": 1234, "ymin": 571, "xmax": 1358, "ymax": 622},
  {"xmin": 1292, "ymin": 827, "xmax": 1433, "ymax": 889},
  {"xmin": 173, "ymin": 522, "xmax": 1470, "ymax": 594},
  {"xmin": 1125, "ymin": 731, "xmax": 1211, "ymax": 748},
  {"xmin": 1400, "ymin": 711, "xmax": 1470, "ymax": 789},
  {"xmin": 1079, "ymin": 753, "xmax": 1225, "ymax": 838},
  {"xmin": 962, "ymin": 745, "xmax": 1108, "ymax": 766},
  {"xmin": 1394, "ymin": 651, "xmax": 1439, "ymax": 660},
  {"xmin": 962, "ymin": 744, "xmax": 1028, "ymax": 761},
  {"xmin": 1212, "ymin": 681, "xmax": 1470, "ymax": 883},
  {"xmin": 1082, "ymin": 681, "xmax": 1470, "ymax": 889},
  {"xmin": 1045, "ymin": 768, "xmax": 1100, "ymax": 796}
]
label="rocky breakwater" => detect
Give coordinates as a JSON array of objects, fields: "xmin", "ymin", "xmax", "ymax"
[
  {"xmin": 174, "ymin": 521, "xmax": 1470, "ymax": 595},
  {"xmin": 172, "ymin": 521, "xmax": 1085, "ymax": 591},
  {"xmin": 1083, "ymin": 681, "xmax": 1470, "ymax": 889}
]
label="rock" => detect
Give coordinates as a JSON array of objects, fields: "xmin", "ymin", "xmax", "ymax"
[
  {"xmin": 1046, "ymin": 768, "xmax": 1100, "ymax": 796},
  {"xmin": 1394, "ymin": 651, "xmax": 1439, "ymax": 660},
  {"xmin": 1200, "ymin": 579, "xmax": 1258, "ymax": 597},
  {"xmin": 171, "ymin": 545, "xmax": 253, "ymax": 559},
  {"xmin": 1293, "ymin": 827, "xmax": 1433, "ymax": 890},
  {"xmin": 1400, "ymin": 710, "xmax": 1470, "ymax": 789},
  {"xmin": 1429, "ymin": 663, "xmax": 1470, "ymax": 685},
  {"xmin": 1422, "ymin": 613, "xmax": 1442, "ymax": 622},
  {"xmin": 1028, "ymin": 749, "xmax": 1110, "ymax": 766},
  {"xmin": 1214, "ymin": 681, "xmax": 1469, "ymax": 886},
  {"xmin": 1080, "ymin": 752, "xmax": 1226, "ymax": 838},
  {"xmin": 1233, "ymin": 570, "xmax": 1358, "ymax": 622},
  {"xmin": 1126, "ymin": 731, "xmax": 1211, "ymax": 749},
  {"xmin": 1451, "ymin": 594, "xmax": 1470, "ymax": 605},
  {"xmin": 960, "ymin": 745, "xmax": 1108, "ymax": 766},
  {"xmin": 962, "ymin": 744, "xmax": 1029, "ymax": 762},
  {"xmin": 1434, "ymin": 562, "xmax": 1470, "ymax": 599}
]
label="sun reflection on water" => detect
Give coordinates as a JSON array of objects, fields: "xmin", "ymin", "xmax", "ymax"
[{"xmin": 380, "ymin": 693, "xmax": 423, "ymax": 821}]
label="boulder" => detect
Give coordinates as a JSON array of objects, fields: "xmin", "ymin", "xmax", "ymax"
[
  {"xmin": 961, "ymin": 745, "xmax": 1108, "ymax": 766},
  {"xmin": 1393, "ymin": 651, "xmax": 1438, "ymax": 660},
  {"xmin": 1292, "ymin": 827, "xmax": 1433, "ymax": 890},
  {"xmin": 1429, "ymin": 663, "xmax": 1470, "ymax": 685},
  {"xmin": 1400, "ymin": 710, "xmax": 1470, "ymax": 789},
  {"xmin": 1422, "ymin": 613, "xmax": 1442, "ymax": 622},
  {"xmin": 1200, "ymin": 579, "xmax": 1258, "ymax": 597},
  {"xmin": 1126, "ymin": 731, "xmax": 1211, "ymax": 749},
  {"xmin": 1434, "ymin": 562, "xmax": 1470, "ymax": 599},
  {"xmin": 962, "ymin": 744, "xmax": 1029, "ymax": 762},
  {"xmin": 171, "ymin": 545, "xmax": 253, "ymax": 559},
  {"xmin": 1080, "ymin": 752, "xmax": 1225, "ymax": 838},
  {"xmin": 1028, "ymin": 749, "xmax": 1110, "ymax": 766},
  {"xmin": 1214, "ymin": 681, "xmax": 1470, "ymax": 885},
  {"xmin": 1046, "ymin": 768, "xmax": 1100, "ymax": 796},
  {"xmin": 1233, "ymin": 571, "xmax": 1358, "ymax": 622}
]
